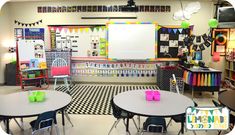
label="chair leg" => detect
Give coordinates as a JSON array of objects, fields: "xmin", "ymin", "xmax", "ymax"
[
  {"xmin": 14, "ymin": 118, "xmax": 24, "ymax": 130},
  {"xmin": 132, "ymin": 118, "xmax": 138, "ymax": 131},
  {"xmin": 108, "ymin": 120, "xmax": 119, "ymax": 135},
  {"xmin": 137, "ymin": 116, "xmax": 141, "ymax": 131},
  {"xmin": 64, "ymin": 78, "xmax": 69, "ymax": 93},
  {"xmin": 114, "ymin": 119, "xmax": 121, "ymax": 128},
  {"xmin": 65, "ymin": 112, "xmax": 74, "ymax": 127},
  {"xmin": 166, "ymin": 118, "xmax": 173, "ymax": 128},
  {"xmin": 55, "ymin": 124, "xmax": 60, "ymax": 135},
  {"xmin": 54, "ymin": 78, "xmax": 57, "ymax": 90}
]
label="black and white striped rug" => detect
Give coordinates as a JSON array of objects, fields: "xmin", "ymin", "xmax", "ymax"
[{"xmin": 56, "ymin": 84, "xmax": 159, "ymax": 115}]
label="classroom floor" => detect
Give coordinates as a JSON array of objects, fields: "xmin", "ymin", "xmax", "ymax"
[{"xmin": 0, "ymin": 84, "xmax": 230, "ymax": 135}]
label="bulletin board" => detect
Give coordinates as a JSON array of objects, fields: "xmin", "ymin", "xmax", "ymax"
[
  {"xmin": 49, "ymin": 25, "xmax": 106, "ymax": 58},
  {"xmin": 212, "ymin": 29, "xmax": 229, "ymax": 56},
  {"xmin": 157, "ymin": 26, "xmax": 191, "ymax": 59},
  {"xmin": 17, "ymin": 40, "xmax": 47, "ymax": 70},
  {"xmin": 107, "ymin": 22, "xmax": 157, "ymax": 60}
]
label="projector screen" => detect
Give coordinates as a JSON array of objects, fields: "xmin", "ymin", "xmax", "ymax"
[{"xmin": 108, "ymin": 23, "xmax": 156, "ymax": 60}]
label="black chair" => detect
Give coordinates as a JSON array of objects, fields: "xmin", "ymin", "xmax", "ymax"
[
  {"xmin": 212, "ymin": 100, "xmax": 235, "ymax": 135},
  {"xmin": 167, "ymin": 102, "xmax": 198, "ymax": 135},
  {"xmin": 108, "ymin": 98, "xmax": 138, "ymax": 135},
  {"xmin": 142, "ymin": 117, "xmax": 167, "ymax": 134},
  {"xmin": 30, "ymin": 111, "xmax": 59, "ymax": 135}
]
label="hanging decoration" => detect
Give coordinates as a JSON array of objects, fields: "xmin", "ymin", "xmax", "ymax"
[
  {"xmin": 181, "ymin": 21, "xmax": 190, "ymax": 28},
  {"xmin": 183, "ymin": 29, "xmax": 214, "ymax": 52},
  {"xmin": 208, "ymin": 19, "xmax": 218, "ymax": 28},
  {"xmin": 14, "ymin": 19, "xmax": 43, "ymax": 27}
]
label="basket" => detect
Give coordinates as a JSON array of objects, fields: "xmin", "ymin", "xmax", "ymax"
[{"xmin": 170, "ymin": 77, "xmax": 184, "ymax": 94}]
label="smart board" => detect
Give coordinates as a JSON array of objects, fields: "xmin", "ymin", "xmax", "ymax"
[{"xmin": 108, "ymin": 23, "xmax": 156, "ymax": 60}]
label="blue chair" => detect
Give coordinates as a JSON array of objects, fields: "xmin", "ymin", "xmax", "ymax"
[
  {"xmin": 30, "ymin": 111, "xmax": 59, "ymax": 135},
  {"xmin": 108, "ymin": 98, "xmax": 138, "ymax": 135}
]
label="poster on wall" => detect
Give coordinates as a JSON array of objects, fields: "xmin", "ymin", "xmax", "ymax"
[
  {"xmin": 49, "ymin": 25, "xmax": 106, "ymax": 58},
  {"xmin": 212, "ymin": 29, "xmax": 229, "ymax": 56},
  {"xmin": 18, "ymin": 40, "xmax": 47, "ymax": 70}
]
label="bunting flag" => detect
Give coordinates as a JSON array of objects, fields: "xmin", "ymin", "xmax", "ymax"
[
  {"xmin": 178, "ymin": 28, "xmax": 183, "ymax": 33},
  {"xmin": 168, "ymin": 28, "xmax": 172, "ymax": 33},
  {"xmin": 79, "ymin": 28, "xmax": 84, "ymax": 33},
  {"xmin": 173, "ymin": 29, "xmax": 178, "ymax": 34},
  {"xmin": 157, "ymin": 26, "xmax": 162, "ymax": 30},
  {"xmin": 14, "ymin": 19, "xmax": 43, "ymax": 27}
]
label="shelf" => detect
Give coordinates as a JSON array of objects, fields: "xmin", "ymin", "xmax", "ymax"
[
  {"xmin": 225, "ymin": 77, "xmax": 235, "ymax": 82},
  {"xmin": 22, "ymin": 76, "xmax": 46, "ymax": 81},
  {"xmin": 225, "ymin": 68, "xmax": 235, "ymax": 72}
]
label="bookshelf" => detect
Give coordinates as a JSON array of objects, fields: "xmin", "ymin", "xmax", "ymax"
[{"xmin": 225, "ymin": 59, "xmax": 235, "ymax": 82}]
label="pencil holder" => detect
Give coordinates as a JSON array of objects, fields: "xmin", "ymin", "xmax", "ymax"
[
  {"xmin": 153, "ymin": 91, "xmax": 160, "ymax": 101},
  {"xmin": 145, "ymin": 90, "xmax": 154, "ymax": 101}
]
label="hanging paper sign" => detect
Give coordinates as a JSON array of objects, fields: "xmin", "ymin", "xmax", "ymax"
[
  {"xmin": 190, "ymin": 35, "xmax": 196, "ymax": 41},
  {"xmin": 192, "ymin": 45, "xmax": 198, "ymax": 51},
  {"xmin": 207, "ymin": 36, "xmax": 214, "ymax": 42},
  {"xmin": 204, "ymin": 41, "xmax": 211, "ymax": 47},
  {"xmin": 199, "ymin": 44, "xmax": 205, "ymax": 51},
  {"xmin": 196, "ymin": 36, "xmax": 201, "ymax": 43},
  {"xmin": 202, "ymin": 34, "xmax": 208, "ymax": 42}
]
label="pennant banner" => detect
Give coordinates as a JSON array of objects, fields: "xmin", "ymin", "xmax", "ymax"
[{"xmin": 14, "ymin": 19, "xmax": 43, "ymax": 27}]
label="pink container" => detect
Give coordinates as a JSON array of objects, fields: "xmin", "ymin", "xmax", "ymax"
[
  {"xmin": 145, "ymin": 90, "xmax": 154, "ymax": 101},
  {"xmin": 153, "ymin": 91, "xmax": 160, "ymax": 101}
]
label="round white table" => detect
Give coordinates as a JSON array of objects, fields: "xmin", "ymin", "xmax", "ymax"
[
  {"xmin": 113, "ymin": 90, "xmax": 194, "ymax": 134},
  {"xmin": 0, "ymin": 90, "xmax": 72, "ymax": 133}
]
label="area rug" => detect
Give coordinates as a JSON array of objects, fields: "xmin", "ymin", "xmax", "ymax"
[{"xmin": 56, "ymin": 84, "xmax": 159, "ymax": 115}]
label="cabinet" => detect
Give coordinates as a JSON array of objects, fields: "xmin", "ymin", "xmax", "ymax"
[
  {"xmin": 5, "ymin": 63, "xmax": 17, "ymax": 85},
  {"xmin": 225, "ymin": 59, "xmax": 235, "ymax": 82},
  {"xmin": 19, "ymin": 68, "xmax": 49, "ymax": 89}
]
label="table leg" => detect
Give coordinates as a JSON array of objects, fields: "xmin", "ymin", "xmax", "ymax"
[
  {"xmin": 126, "ymin": 113, "xmax": 130, "ymax": 135},
  {"xmin": 191, "ymin": 87, "xmax": 194, "ymax": 99},
  {"xmin": 6, "ymin": 119, "xmax": 10, "ymax": 134},
  {"xmin": 62, "ymin": 110, "xmax": 65, "ymax": 126},
  {"xmin": 181, "ymin": 115, "xmax": 184, "ymax": 134}
]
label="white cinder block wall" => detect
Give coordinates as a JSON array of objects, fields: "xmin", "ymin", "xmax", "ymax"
[{"xmin": 0, "ymin": 0, "xmax": 224, "ymax": 84}]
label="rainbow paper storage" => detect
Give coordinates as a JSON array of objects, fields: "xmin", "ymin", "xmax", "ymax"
[{"xmin": 145, "ymin": 89, "xmax": 160, "ymax": 101}]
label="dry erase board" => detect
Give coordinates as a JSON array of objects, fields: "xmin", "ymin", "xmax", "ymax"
[
  {"xmin": 107, "ymin": 23, "xmax": 157, "ymax": 60},
  {"xmin": 157, "ymin": 27, "xmax": 191, "ymax": 59},
  {"xmin": 18, "ymin": 40, "xmax": 47, "ymax": 70}
]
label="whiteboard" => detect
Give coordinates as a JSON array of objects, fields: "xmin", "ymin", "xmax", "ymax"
[{"xmin": 108, "ymin": 24, "xmax": 156, "ymax": 60}]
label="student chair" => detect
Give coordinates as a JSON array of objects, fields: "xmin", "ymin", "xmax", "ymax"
[
  {"xmin": 51, "ymin": 58, "xmax": 71, "ymax": 93},
  {"xmin": 212, "ymin": 100, "xmax": 235, "ymax": 135},
  {"xmin": 0, "ymin": 117, "xmax": 24, "ymax": 133},
  {"xmin": 108, "ymin": 98, "xmax": 138, "ymax": 135},
  {"xmin": 141, "ymin": 117, "xmax": 167, "ymax": 135},
  {"xmin": 30, "ymin": 111, "xmax": 59, "ymax": 135},
  {"xmin": 167, "ymin": 102, "xmax": 198, "ymax": 135}
]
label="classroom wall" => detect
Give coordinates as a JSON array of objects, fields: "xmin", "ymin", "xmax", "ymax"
[
  {"xmin": 0, "ymin": 3, "xmax": 12, "ymax": 84},
  {"xmin": 0, "ymin": 0, "xmax": 225, "ymax": 83}
]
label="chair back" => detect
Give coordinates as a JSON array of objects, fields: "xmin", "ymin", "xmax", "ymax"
[
  {"xmin": 110, "ymin": 98, "xmax": 122, "ymax": 119},
  {"xmin": 33, "ymin": 111, "xmax": 57, "ymax": 130},
  {"xmin": 143, "ymin": 117, "xmax": 167, "ymax": 133},
  {"xmin": 51, "ymin": 58, "xmax": 70, "ymax": 76},
  {"xmin": 212, "ymin": 100, "xmax": 221, "ymax": 107},
  {"xmin": 170, "ymin": 77, "xmax": 184, "ymax": 94}
]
